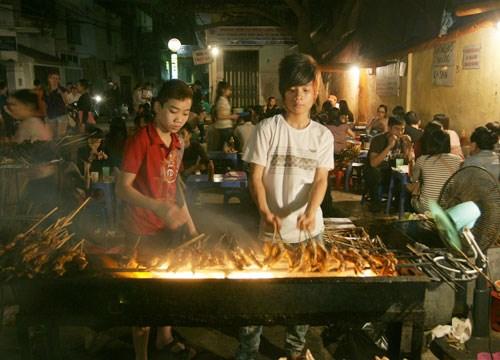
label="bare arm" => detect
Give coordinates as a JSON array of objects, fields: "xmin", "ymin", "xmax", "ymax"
[
  {"xmin": 249, "ymin": 163, "xmax": 281, "ymax": 229},
  {"xmin": 297, "ymin": 167, "xmax": 329, "ymax": 231},
  {"xmin": 116, "ymin": 171, "xmax": 188, "ymax": 229}
]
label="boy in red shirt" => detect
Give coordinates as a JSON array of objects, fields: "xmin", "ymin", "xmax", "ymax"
[{"xmin": 117, "ymin": 79, "xmax": 196, "ymax": 360}]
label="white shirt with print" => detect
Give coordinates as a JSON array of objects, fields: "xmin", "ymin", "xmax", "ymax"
[{"xmin": 243, "ymin": 115, "xmax": 334, "ymax": 243}]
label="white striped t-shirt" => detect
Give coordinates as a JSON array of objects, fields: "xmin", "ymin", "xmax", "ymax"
[{"xmin": 411, "ymin": 153, "xmax": 462, "ymax": 213}]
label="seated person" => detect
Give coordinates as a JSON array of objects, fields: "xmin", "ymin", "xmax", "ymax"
[
  {"xmin": 366, "ymin": 104, "xmax": 389, "ymax": 136},
  {"xmin": 262, "ymin": 96, "xmax": 281, "ymax": 118},
  {"xmin": 234, "ymin": 110, "xmax": 256, "ymax": 153},
  {"xmin": 77, "ymin": 127, "xmax": 108, "ymax": 186},
  {"xmin": 179, "ymin": 123, "xmax": 209, "ymax": 177},
  {"xmin": 462, "ymin": 126, "xmax": 499, "ymax": 180},
  {"xmin": 486, "ymin": 121, "xmax": 500, "ymax": 154},
  {"xmin": 324, "ymin": 106, "xmax": 355, "ymax": 154},
  {"xmin": 433, "ymin": 114, "xmax": 464, "ymax": 158},
  {"xmin": 414, "ymin": 121, "xmax": 443, "ymax": 159},
  {"xmin": 404, "ymin": 111, "xmax": 423, "ymax": 144},
  {"xmin": 410, "ymin": 129, "xmax": 462, "ymax": 213},
  {"xmin": 365, "ymin": 116, "xmax": 413, "ymax": 212},
  {"xmin": 105, "ymin": 116, "xmax": 128, "ymax": 171}
]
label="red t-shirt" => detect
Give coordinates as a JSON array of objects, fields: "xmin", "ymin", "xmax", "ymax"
[{"xmin": 121, "ymin": 123, "xmax": 183, "ymax": 235}]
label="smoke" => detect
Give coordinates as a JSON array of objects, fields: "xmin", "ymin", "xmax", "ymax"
[{"xmin": 190, "ymin": 203, "xmax": 261, "ymax": 250}]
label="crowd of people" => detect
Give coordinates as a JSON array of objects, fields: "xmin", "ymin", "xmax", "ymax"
[
  {"xmin": 363, "ymin": 104, "xmax": 499, "ymax": 213},
  {"xmin": 0, "ymin": 50, "xmax": 499, "ymax": 359}
]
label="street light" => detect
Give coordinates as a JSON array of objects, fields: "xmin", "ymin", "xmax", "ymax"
[
  {"xmin": 210, "ymin": 46, "xmax": 220, "ymax": 57},
  {"xmin": 167, "ymin": 38, "xmax": 182, "ymax": 79}
]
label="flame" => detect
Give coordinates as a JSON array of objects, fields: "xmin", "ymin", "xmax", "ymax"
[{"xmin": 113, "ymin": 267, "xmax": 380, "ymax": 279}]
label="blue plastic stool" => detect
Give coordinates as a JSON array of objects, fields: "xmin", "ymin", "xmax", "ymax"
[{"xmin": 385, "ymin": 170, "xmax": 409, "ymax": 218}]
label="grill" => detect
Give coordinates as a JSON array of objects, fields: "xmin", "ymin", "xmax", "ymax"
[
  {"xmin": 11, "ymin": 271, "xmax": 430, "ymax": 359},
  {"xmin": 5, "ymin": 218, "xmax": 436, "ymax": 360}
]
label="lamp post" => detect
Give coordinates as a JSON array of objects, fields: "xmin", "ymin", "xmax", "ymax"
[{"xmin": 167, "ymin": 38, "xmax": 182, "ymax": 79}]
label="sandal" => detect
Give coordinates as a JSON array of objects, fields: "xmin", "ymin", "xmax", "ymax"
[{"xmin": 154, "ymin": 338, "xmax": 196, "ymax": 360}]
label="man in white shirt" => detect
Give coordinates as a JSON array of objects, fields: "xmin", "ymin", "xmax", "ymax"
[{"xmin": 239, "ymin": 53, "xmax": 334, "ymax": 360}]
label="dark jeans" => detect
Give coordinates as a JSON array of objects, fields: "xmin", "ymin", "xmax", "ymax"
[
  {"xmin": 236, "ymin": 325, "xmax": 309, "ymax": 360},
  {"xmin": 364, "ymin": 166, "xmax": 391, "ymax": 204}
]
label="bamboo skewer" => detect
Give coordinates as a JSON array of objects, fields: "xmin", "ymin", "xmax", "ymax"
[
  {"xmin": 20, "ymin": 207, "xmax": 59, "ymax": 238},
  {"xmin": 63, "ymin": 197, "xmax": 91, "ymax": 226},
  {"xmin": 175, "ymin": 233, "xmax": 207, "ymax": 250}
]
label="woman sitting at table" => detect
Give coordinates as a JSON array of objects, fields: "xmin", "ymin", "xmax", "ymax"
[
  {"xmin": 410, "ymin": 129, "xmax": 462, "ymax": 213},
  {"xmin": 366, "ymin": 104, "xmax": 389, "ymax": 136},
  {"xmin": 324, "ymin": 104, "xmax": 355, "ymax": 154}
]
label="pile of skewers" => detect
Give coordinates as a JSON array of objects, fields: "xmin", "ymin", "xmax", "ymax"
[
  {"xmin": 0, "ymin": 200, "xmax": 90, "ymax": 281},
  {"xmin": 124, "ymin": 227, "xmax": 398, "ymax": 276},
  {"xmin": 0, "ymin": 140, "xmax": 59, "ymax": 167}
]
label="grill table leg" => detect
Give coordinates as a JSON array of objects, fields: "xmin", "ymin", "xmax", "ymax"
[
  {"xmin": 16, "ymin": 321, "xmax": 32, "ymax": 360},
  {"xmin": 45, "ymin": 323, "xmax": 62, "ymax": 360}
]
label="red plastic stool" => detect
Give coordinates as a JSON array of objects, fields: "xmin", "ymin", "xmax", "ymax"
[{"xmin": 491, "ymin": 288, "xmax": 500, "ymax": 332}]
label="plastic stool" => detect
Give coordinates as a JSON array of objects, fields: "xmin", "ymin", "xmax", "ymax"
[
  {"xmin": 385, "ymin": 171, "xmax": 409, "ymax": 218},
  {"xmin": 344, "ymin": 162, "xmax": 364, "ymax": 192}
]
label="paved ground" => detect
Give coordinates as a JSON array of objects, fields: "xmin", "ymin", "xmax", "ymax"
[{"xmin": 0, "ymin": 188, "xmax": 440, "ymax": 360}]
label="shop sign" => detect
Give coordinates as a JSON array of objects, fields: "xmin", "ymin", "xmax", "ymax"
[
  {"xmin": 462, "ymin": 44, "xmax": 480, "ymax": 69},
  {"xmin": 206, "ymin": 26, "xmax": 295, "ymax": 46},
  {"xmin": 432, "ymin": 41, "xmax": 455, "ymax": 86},
  {"xmin": 192, "ymin": 49, "xmax": 212, "ymax": 65}
]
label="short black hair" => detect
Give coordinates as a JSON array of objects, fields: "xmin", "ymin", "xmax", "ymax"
[
  {"xmin": 486, "ymin": 121, "xmax": 500, "ymax": 136},
  {"xmin": 47, "ymin": 69, "xmax": 60, "ymax": 76},
  {"xmin": 388, "ymin": 116, "xmax": 405, "ymax": 127},
  {"xmin": 78, "ymin": 79, "xmax": 90, "ymax": 90},
  {"xmin": 433, "ymin": 113, "xmax": 450, "ymax": 130},
  {"xmin": 405, "ymin": 111, "xmax": 419, "ymax": 126},
  {"xmin": 424, "ymin": 129, "xmax": 451, "ymax": 156},
  {"xmin": 11, "ymin": 89, "xmax": 39, "ymax": 111},
  {"xmin": 156, "ymin": 79, "xmax": 193, "ymax": 105},
  {"xmin": 33, "ymin": 79, "xmax": 41, "ymax": 86},
  {"xmin": 471, "ymin": 126, "xmax": 498, "ymax": 150},
  {"xmin": 278, "ymin": 53, "xmax": 318, "ymax": 98},
  {"xmin": 392, "ymin": 105, "xmax": 405, "ymax": 117},
  {"xmin": 378, "ymin": 104, "xmax": 388, "ymax": 113}
]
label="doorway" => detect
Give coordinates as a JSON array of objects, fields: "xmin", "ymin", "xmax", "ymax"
[{"xmin": 223, "ymin": 50, "xmax": 259, "ymax": 108}]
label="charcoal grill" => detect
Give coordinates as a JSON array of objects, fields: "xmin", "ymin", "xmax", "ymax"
[{"xmin": 11, "ymin": 273, "xmax": 429, "ymax": 359}]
